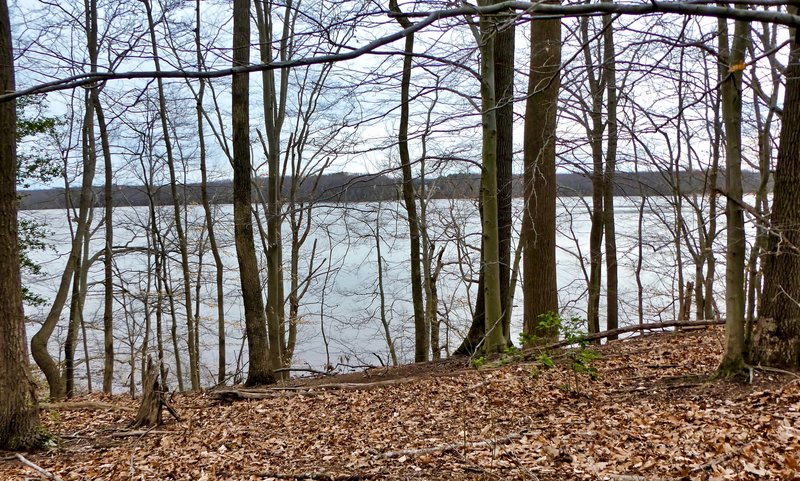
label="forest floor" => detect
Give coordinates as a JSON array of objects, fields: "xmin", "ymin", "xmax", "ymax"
[{"xmin": 1, "ymin": 327, "xmax": 799, "ymax": 481}]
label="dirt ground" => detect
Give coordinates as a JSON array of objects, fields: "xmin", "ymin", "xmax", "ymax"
[{"xmin": 1, "ymin": 327, "xmax": 799, "ymax": 480}]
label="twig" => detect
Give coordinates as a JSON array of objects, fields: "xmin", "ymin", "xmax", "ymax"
[
  {"xmin": 605, "ymin": 474, "xmax": 687, "ymax": 481},
  {"xmin": 230, "ymin": 471, "xmax": 370, "ymax": 480},
  {"xmin": 376, "ymin": 433, "xmax": 523, "ymax": 459},
  {"xmin": 110, "ymin": 429, "xmax": 171, "ymax": 437},
  {"xmin": 15, "ymin": 453, "xmax": 65, "ymax": 481}
]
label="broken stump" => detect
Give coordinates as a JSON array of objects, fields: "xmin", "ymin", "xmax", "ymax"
[{"xmin": 130, "ymin": 356, "xmax": 180, "ymax": 428}]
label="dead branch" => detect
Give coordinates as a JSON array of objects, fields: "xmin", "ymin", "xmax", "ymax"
[
  {"xmin": 212, "ymin": 378, "xmax": 421, "ymax": 401},
  {"xmin": 39, "ymin": 401, "xmax": 134, "ymax": 412},
  {"xmin": 274, "ymin": 367, "xmax": 334, "ymax": 376},
  {"xmin": 604, "ymin": 475, "xmax": 683, "ymax": 481},
  {"xmin": 231, "ymin": 471, "xmax": 371, "ymax": 480},
  {"xmin": 541, "ymin": 319, "xmax": 725, "ymax": 351},
  {"xmin": 376, "ymin": 433, "xmax": 524, "ymax": 459},
  {"xmin": 14, "ymin": 453, "xmax": 65, "ymax": 481},
  {"xmin": 110, "ymin": 430, "xmax": 171, "ymax": 437}
]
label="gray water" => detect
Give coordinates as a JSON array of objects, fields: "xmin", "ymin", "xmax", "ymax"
[{"xmin": 22, "ymin": 196, "xmax": 720, "ymax": 392}]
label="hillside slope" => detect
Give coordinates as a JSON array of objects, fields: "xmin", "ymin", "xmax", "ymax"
[{"xmin": 1, "ymin": 328, "xmax": 798, "ymax": 480}]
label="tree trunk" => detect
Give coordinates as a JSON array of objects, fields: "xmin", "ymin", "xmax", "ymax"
[
  {"xmin": 143, "ymin": 0, "xmax": 199, "ymax": 390},
  {"xmin": 583, "ymin": 15, "xmax": 604, "ymax": 336},
  {"xmin": 522, "ymin": 4, "xmax": 561, "ymax": 344},
  {"xmin": 0, "ymin": 0, "xmax": 41, "ymax": 449},
  {"xmin": 601, "ymin": 6, "xmax": 619, "ymax": 339},
  {"xmin": 751, "ymin": 10, "xmax": 800, "ymax": 368},
  {"xmin": 194, "ymin": 0, "xmax": 227, "ymax": 385},
  {"xmin": 233, "ymin": 0, "xmax": 274, "ymax": 386},
  {"xmin": 390, "ymin": 0, "xmax": 428, "ymax": 362},
  {"xmin": 718, "ymin": 15, "xmax": 749, "ymax": 373},
  {"xmin": 97, "ymin": 98, "xmax": 115, "ymax": 394},
  {"xmin": 478, "ymin": 0, "xmax": 506, "ymax": 353},
  {"xmin": 495, "ymin": 4, "xmax": 515, "ymax": 342}
]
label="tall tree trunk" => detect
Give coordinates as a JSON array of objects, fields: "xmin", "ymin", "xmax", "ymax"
[
  {"xmin": 194, "ymin": 0, "xmax": 227, "ymax": 384},
  {"xmin": 751, "ymin": 9, "xmax": 800, "ymax": 368},
  {"xmin": 453, "ymin": 1, "xmax": 515, "ymax": 354},
  {"xmin": 522, "ymin": 3, "xmax": 561, "ymax": 343},
  {"xmin": 0, "ymin": 0, "xmax": 41, "ymax": 448},
  {"xmin": 31, "ymin": 0, "xmax": 99, "ymax": 400},
  {"xmin": 97, "ymin": 97, "xmax": 115, "ymax": 394},
  {"xmin": 233, "ymin": 0, "xmax": 274, "ymax": 386},
  {"xmin": 601, "ymin": 8, "xmax": 619, "ymax": 339},
  {"xmin": 143, "ymin": 0, "xmax": 199, "ymax": 390},
  {"xmin": 478, "ymin": 0, "xmax": 506, "ymax": 353},
  {"xmin": 583, "ymin": 16, "xmax": 604, "ymax": 336},
  {"xmin": 718, "ymin": 15, "xmax": 748, "ymax": 373},
  {"xmin": 495, "ymin": 4, "xmax": 515, "ymax": 342},
  {"xmin": 390, "ymin": 0, "xmax": 427, "ymax": 362},
  {"xmin": 254, "ymin": 0, "xmax": 289, "ymax": 373}
]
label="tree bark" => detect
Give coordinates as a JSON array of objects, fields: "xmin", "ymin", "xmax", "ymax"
[
  {"xmin": 522, "ymin": 3, "xmax": 561, "ymax": 343},
  {"xmin": 0, "ymin": 0, "xmax": 41, "ymax": 449},
  {"xmin": 97, "ymin": 97, "xmax": 115, "ymax": 394},
  {"xmin": 751, "ymin": 8, "xmax": 800, "ymax": 368},
  {"xmin": 233, "ymin": 0, "xmax": 275, "ymax": 386},
  {"xmin": 718, "ymin": 14, "xmax": 749, "ymax": 373},
  {"xmin": 390, "ymin": 0, "xmax": 428, "ymax": 362},
  {"xmin": 254, "ymin": 0, "xmax": 288, "ymax": 375},
  {"xmin": 601, "ymin": 6, "xmax": 619, "ymax": 339},
  {"xmin": 495, "ymin": 3, "xmax": 515, "ymax": 343},
  {"xmin": 582, "ymin": 16, "xmax": 604, "ymax": 336},
  {"xmin": 478, "ymin": 0, "xmax": 506, "ymax": 353}
]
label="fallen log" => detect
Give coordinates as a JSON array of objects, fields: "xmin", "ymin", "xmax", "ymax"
[{"xmin": 544, "ymin": 319, "xmax": 724, "ymax": 350}]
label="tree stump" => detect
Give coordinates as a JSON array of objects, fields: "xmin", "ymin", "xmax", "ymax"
[{"xmin": 130, "ymin": 356, "xmax": 180, "ymax": 428}]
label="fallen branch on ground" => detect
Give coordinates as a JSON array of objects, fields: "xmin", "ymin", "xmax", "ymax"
[
  {"xmin": 39, "ymin": 401, "xmax": 134, "ymax": 412},
  {"xmin": 212, "ymin": 378, "xmax": 428, "ymax": 401},
  {"xmin": 375, "ymin": 433, "xmax": 524, "ymax": 459},
  {"xmin": 111, "ymin": 430, "xmax": 171, "ymax": 437},
  {"xmin": 14, "ymin": 453, "xmax": 65, "ymax": 481},
  {"xmin": 543, "ymin": 319, "xmax": 725, "ymax": 351},
  {"xmin": 229, "ymin": 471, "xmax": 371, "ymax": 480}
]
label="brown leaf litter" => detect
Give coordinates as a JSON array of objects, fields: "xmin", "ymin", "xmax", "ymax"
[{"xmin": 1, "ymin": 327, "xmax": 799, "ymax": 480}]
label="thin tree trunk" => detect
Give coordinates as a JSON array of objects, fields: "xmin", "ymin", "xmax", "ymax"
[
  {"xmin": 389, "ymin": 0, "xmax": 427, "ymax": 362},
  {"xmin": 194, "ymin": 0, "xmax": 227, "ymax": 385},
  {"xmin": 143, "ymin": 0, "xmax": 199, "ymax": 390},
  {"xmin": 718, "ymin": 14, "xmax": 749, "ymax": 373},
  {"xmin": 602, "ymin": 7, "xmax": 619, "ymax": 338},
  {"xmin": 583, "ymin": 16, "xmax": 604, "ymax": 336},
  {"xmin": 96, "ymin": 98, "xmax": 115, "ymax": 394},
  {"xmin": 254, "ymin": 0, "xmax": 289, "ymax": 374},
  {"xmin": 478, "ymin": 0, "xmax": 505, "ymax": 353}
]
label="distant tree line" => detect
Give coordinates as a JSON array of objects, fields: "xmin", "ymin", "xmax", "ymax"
[{"xmin": 19, "ymin": 169, "xmax": 767, "ymax": 210}]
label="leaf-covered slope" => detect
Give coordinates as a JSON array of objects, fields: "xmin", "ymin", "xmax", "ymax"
[{"xmin": 1, "ymin": 328, "xmax": 798, "ymax": 480}]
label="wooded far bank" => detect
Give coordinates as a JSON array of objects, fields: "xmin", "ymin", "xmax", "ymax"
[{"xmin": 19, "ymin": 169, "xmax": 766, "ymax": 210}]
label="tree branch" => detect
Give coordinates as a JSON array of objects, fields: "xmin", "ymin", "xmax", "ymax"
[{"xmin": 3, "ymin": 1, "xmax": 799, "ymax": 102}]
